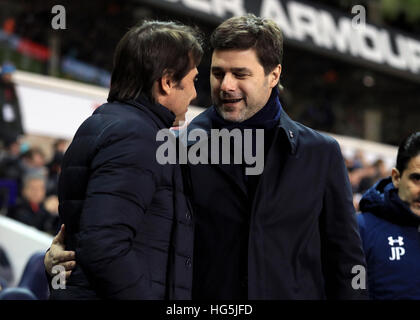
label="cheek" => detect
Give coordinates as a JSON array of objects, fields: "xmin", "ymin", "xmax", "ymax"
[
  {"xmin": 412, "ymin": 184, "xmax": 420, "ymax": 197},
  {"xmin": 402, "ymin": 184, "xmax": 416, "ymax": 201},
  {"xmin": 240, "ymin": 80, "xmax": 258, "ymax": 95},
  {"xmin": 239, "ymin": 84, "xmax": 254, "ymax": 102},
  {"xmin": 210, "ymin": 77, "xmax": 220, "ymax": 91}
]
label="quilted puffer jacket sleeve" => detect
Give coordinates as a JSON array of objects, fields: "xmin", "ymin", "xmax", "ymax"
[{"xmin": 76, "ymin": 119, "xmax": 159, "ymax": 299}]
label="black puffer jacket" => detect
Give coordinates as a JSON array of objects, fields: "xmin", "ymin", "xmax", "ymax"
[{"xmin": 50, "ymin": 96, "xmax": 194, "ymax": 300}]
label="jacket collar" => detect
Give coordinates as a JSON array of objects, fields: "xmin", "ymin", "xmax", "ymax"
[
  {"xmin": 181, "ymin": 96, "xmax": 301, "ymax": 198},
  {"xmin": 360, "ymin": 177, "xmax": 420, "ymax": 227},
  {"xmin": 184, "ymin": 105, "xmax": 300, "ymax": 155},
  {"xmin": 277, "ymin": 110, "xmax": 299, "ymax": 155},
  {"xmin": 115, "ymin": 94, "xmax": 176, "ymax": 129}
]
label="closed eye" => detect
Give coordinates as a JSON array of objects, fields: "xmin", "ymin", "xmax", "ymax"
[
  {"xmin": 212, "ymin": 72, "xmax": 224, "ymax": 79},
  {"xmin": 234, "ymin": 73, "xmax": 248, "ymax": 79},
  {"xmin": 410, "ymin": 173, "xmax": 420, "ymax": 182}
]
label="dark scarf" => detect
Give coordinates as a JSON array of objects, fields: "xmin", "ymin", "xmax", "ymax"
[
  {"xmin": 209, "ymin": 87, "xmax": 282, "ymax": 131},
  {"xmin": 209, "ymin": 87, "xmax": 282, "ymax": 198}
]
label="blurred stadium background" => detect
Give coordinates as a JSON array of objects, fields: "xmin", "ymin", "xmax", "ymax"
[{"xmin": 0, "ymin": 0, "xmax": 419, "ymax": 299}]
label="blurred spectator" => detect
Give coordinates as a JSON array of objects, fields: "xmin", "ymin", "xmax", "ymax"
[
  {"xmin": 344, "ymin": 151, "xmax": 392, "ymax": 211},
  {"xmin": 1, "ymin": 140, "xmax": 66, "ymax": 216},
  {"xmin": 376, "ymin": 158, "xmax": 390, "ymax": 179},
  {"xmin": 8, "ymin": 174, "xmax": 59, "ymax": 235},
  {"xmin": 0, "ymin": 245, "xmax": 13, "ymax": 286},
  {"xmin": 0, "ymin": 63, "xmax": 24, "ymax": 146},
  {"xmin": 0, "ymin": 136, "xmax": 23, "ymax": 212},
  {"xmin": 358, "ymin": 159, "xmax": 388, "ymax": 194},
  {"xmin": 352, "ymin": 149, "xmax": 368, "ymax": 170},
  {"xmin": 0, "ymin": 135, "xmax": 23, "ymax": 182},
  {"xmin": 20, "ymin": 147, "xmax": 48, "ymax": 179},
  {"xmin": 46, "ymin": 139, "xmax": 67, "ymax": 196},
  {"xmin": 2, "ymin": 17, "xmax": 16, "ymax": 34}
]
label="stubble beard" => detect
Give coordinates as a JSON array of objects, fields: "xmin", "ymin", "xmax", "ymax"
[{"xmin": 215, "ymin": 100, "xmax": 265, "ymax": 123}]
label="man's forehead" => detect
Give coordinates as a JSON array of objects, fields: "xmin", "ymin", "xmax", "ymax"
[
  {"xmin": 409, "ymin": 155, "xmax": 420, "ymax": 168},
  {"xmin": 403, "ymin": 155, "xmax": 420, "ymax": 175},
  {"xmin": 211, "ymin": 48, "xmax": 259, "ymax": 65},
  {"xmin": 211, "ymin": 60, "xmax": 257, "ymax": 73}
]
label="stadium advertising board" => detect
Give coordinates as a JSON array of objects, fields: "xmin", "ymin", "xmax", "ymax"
[{"xmin": 140, "ymin": 0, "xmax": 420, "ymax": 82}]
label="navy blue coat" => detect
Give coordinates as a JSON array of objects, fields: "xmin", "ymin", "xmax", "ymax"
[
  {"xmin": 183, "ymin": 106, "xmax": 368, "ymax": 299},
  {"xmin": 50, "ymin": 96, "xmax": 194, "ymax": 300},
  {"xmin": 358, "ymin": 178, "xmax": 420, "ymax": 299}
]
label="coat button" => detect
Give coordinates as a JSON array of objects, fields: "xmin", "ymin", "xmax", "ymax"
[
  {"xmin": 289, "ymin": 130, "xmax": 294, "ymax": 138},
  {"xmin": 185, "ymin": 257, "xmax": 192, "ymax": 268},
  {"xmin": 186, "ymin": 211, "xmax": 192, "ymax": 220}
]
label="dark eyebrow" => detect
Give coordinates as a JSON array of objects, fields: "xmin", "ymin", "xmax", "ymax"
[
  {"xmin": 211, "ymin": 67, "xmax": 252, "ymax": 74},
  {"xmin": 231, "ymin": 67, "xmax": 252, "ymax": 74},
  {"xmin": 211, "ymin": 67, "xmax": 224, "ymax": 73}
]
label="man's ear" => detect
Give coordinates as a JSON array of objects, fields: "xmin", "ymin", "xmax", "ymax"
[
  {"xmin": 269, "ymin": 64, "xmax": 282, "ymax": 88},
  {"xmin": 159, "ymin": 70, "xmax": 175, "ymax": 95},
  {"xmin": 391, "ymin": 168, "xmax": 401, "ymax": 189}
]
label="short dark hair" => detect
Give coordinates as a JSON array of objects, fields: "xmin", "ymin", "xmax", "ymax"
[
  {"xmin": 396, "ymin": 131, "xmax": 420, "ymax": 174},
  {"xmin": 210, "ymin": 14, "xmax": 283, "ymax": 75},
  {"xmin": 108, "ymin": 20, "xmax": 203, "ymax": 102}
]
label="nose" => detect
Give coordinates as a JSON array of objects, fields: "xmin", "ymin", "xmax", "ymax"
[
  {"xmin": 220, "ymin": 73, "xmax": 236, "ymax": 92},
  {"xmin": 192, "ymin": 86, "xmax": 197, "ymax": 100}
]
